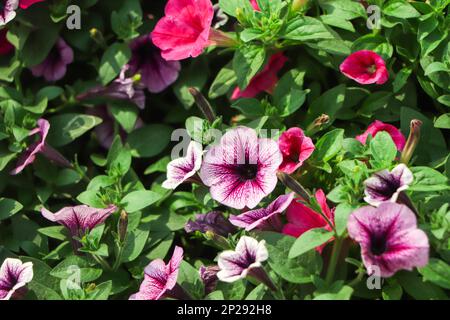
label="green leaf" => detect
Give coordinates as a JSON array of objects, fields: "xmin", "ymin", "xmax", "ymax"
[
  {"xmin": 173, "ymin": 59, "xmax": 208, "ymax": 109},
  {"xmin": 121, "ymin": 190, "xmax": 163, "ymax": 213},
  {"xmin": 219, "ymin": 0, "xmax": 253, "ymax": 17},
  {"xmin": 109, "ymin": 103, "xmax": 138, "ymax": 133},
  {"xmin": 334, "ymin": 203, "xmax": 358, "ymax": 236},
  {"xmin": 111, "ymin": 0, "xmax": 142, "ymax": 40},
  {"xmin": 434, "ymin": 113, "xmax": 450, "ymax": 129},
  {"xmin": 107, "ymin": 136, "xmax": 132, "ymax": 176},
  {"xmin": 99, "ymin": 43, "xmax": 131, "ymax": 85},
  {"xmin": 289, "ymin": 228, "xmax": 333, "ymax": 259},
  {"xmin": 370, "ymin": 131, "xmax": 397, "ymax": 165},
  {"xmin": 231, "ymin": 98, "xmax": 265, "ymax": 118},
  {"xmin": 396, "ymin": 271, "xmax": 447, "ymax": 300},
  {"xmin": 38, "ymin": 226, "xmax": 68, "ymax": 241},
  {"xmin": 209, "ymin": 63, "xmax": 237, "ymax": 99},
  {"xmin": 88, "ymin": 280, "xmax": 112, "ymax": 300},
  {"xmin": 383, "ymin": 1, "xmax": 421, "ymax": 18},
  {"xmin": 314, "ymin": 285, "xmax": 353, "ymax": 300},
  {"xmin": 233, "ymin": 45, "xmax": 266, "ymax": 89},
  {"xmin": 127, "ymin": 124, "xmax": 172, "ymax": 158},
  {"xmin": 283, "ymin": 16, "xmax": 334, "ymax": 41},
  {"xmin": 0, "ymin": 198, "xmax": 23, "ymax": 220},
  {"xmin": 312, "ymin": 129, "xmax": 345, "ymax": 163},
  {"xmin": 382, "ymin": 281, "xmax": 403, "ymax": 300},
  {"xmin": 418, "ymin": 259, "xmax": 450, "ymax": 289},
  {"xmin": 51, "ymin": 256, "xmax": 103, "ymax": 283},
  {"xmin": 121, "ymin": 226, "xmax": 150, "ymax": 263},
  {"xmin": 178, "ymin": 261, "xmax": 204, "ymax": 299},
  {"xmin": 304, "ymin": 84, "xmax": 346, "ymax": 128},
  {"xmin": 392, "ymin": 67, "xmax": 412, "ymax": 93},
  {"xmin": 273, "ymin": 69, "xmax": 308, "ymax": 117},
  {"xmin": 410, "ymin": 167, "xmax": 449, "ymax": 192}
]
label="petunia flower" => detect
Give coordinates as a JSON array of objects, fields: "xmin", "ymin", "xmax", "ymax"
[
  {"xmin": 127, "ymin": 35, "xmax": 181, "ymax": 93},
  {"xmin": 0, "ymin": 28, "xmax": 13, "ymax": 55},
  {"xmin": 231, "ymin": 53, "xmax": 287, "ymax": 100},
  {"xmin": 130, "ymin": 246, "xmax": 191, "ymax": 300},
  {"xmin": 30, "ymin": 38, "xmax": 74, "ymax": 82},
  {"xmin": 356, "ymin": 120, "xmax": 406, "ymax": 151},
  {"xmin": 162, "ymin": 141, "xmax": 203, "ymax": 190},
  {"xmin": 339, "ymin": 50, "xmax": 388, "ymax": 85},
  {"xmin": 282, "ymin": 189, "xmax": 334, "ymax": 253},
  {"xmin": 250, "ymin": 0, "xmax": 260, "ymax": 11},
  {"xmin": 347, "ymin": 202, "xmax": 429, "ymax": 278},
  {"xmin": 229, "ymin": 193, "xmax": 294, "ymax": 232},
  {"xmin": 185, "ymin": 211, "xmax": 236, "ymax": 237},
  {"xmin": 200, "ymin": 126, "xmax": 282, "ymax": 210},
  {"xmin": 19, "ymin": 0, "xmax": 44, "ymax": 9},
  {"xmin": 0, "ymin": 258, "xmax": 33, "ymax": 300},
  {"xmin": 151, "ymin": 0, "xmax": 214, "ymax": 61},
  {"xmin": 363, "ymin": 164, "xmax": 413, "ymax": 207},
  {"xmin": 199, "ymin": 265, "xmax": 220, "ymax": 294},
  {"xmin": 11, "ymin": 119, "xmax": 71, "ymax": 175},
  {"xmin": 278, "ymin": 127, "xmax": 315, "ymax": 174}
]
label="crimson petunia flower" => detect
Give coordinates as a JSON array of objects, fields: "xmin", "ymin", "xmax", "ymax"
[
  {"xmin": 348, "ymin": 202, "xmax": 429, "ymax": 278},
  {"xmin": 282, "ymin": 189, "xmax": 334, "ymax": 253},
  {"xmin": 278, "ymin": 127, "xmax": 315, "ymax": 174},
  {"xmin": 340, "ymin": 50, "xmax": 388, "ymax": 85},
  {"xmin": 0, "ymin": 258, "xmax": 33, "ymax": 300},
  {"xmin": 200, "ymin": 126, "xmax": 282, "ymax": 210},
  {"xmin": 19, "ymin": 0, "xmax": 44, "ymax": 9},
  {"xmin": 231, "ymin": 53, "xmax": 288, "ymax": 100},
  {"xmin": 151, "ymin": 0, "xmax": 214, "ymax": 61},
  {"xmin": 356, "ymin": 120, "xmax": 406, "ymax": 151},
  {"xmin": 0, "ymin": 28, "xmax": 13, "ymax": 55}
]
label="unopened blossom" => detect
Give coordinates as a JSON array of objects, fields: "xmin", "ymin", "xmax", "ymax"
[
  {"xmin": 162, "ymin": 141, "xmax": 203, "ymax": 190},
  {"xmin": 130, "ymin": 246, "xmax": 190, "ymax": 300},
  {"xmin": 340, "ymin": 50, "xmax": 388, "ymax": 85},
  {"xmin": 250, "ymin": 0, "xmax": 260, "ymax": 11},
  {"xmin": 0, "ymin": 0, "xmax": 17, "ymax": 26},
  {"xmin": 348, "ymin": 202, "xmax": 429, "ymax": 277},
  {"xmin": 278, "ymin": 127, "xmax": 315, "ymax": 174},
  {"xmin": 31, "ymin": 38, "xmax": 74, "ymax": 82},
  {"xmin": 0, "ymin": 28, "xmax": 13, "ymax": 55},
  {"xmin": 185, "ymin": 211, "xmax": 236, "ymax": 237},
  {"xmin": 200, "ymin": 126, "xmax": 282, "ymax": 209},
  {"xmin": 229, "ymin": 193, "xmax": 294, "ymax": 232},
  {"xmin": 128, "ymin": 35, "xmax": 181, "ymax": 93},
  {"xmin": 356, "ymin": 120, "xmax": 406, "ymax": 151},
  {"xmin": 212, "ymin": 3, "xmax": 228, "ymax": 29},
  {"xmin": 283, "ymin": 189, "xmax": 334, "ymax": 253},
  {"xmin": 231, "ymin": 53, "xmax": 287, "ymax": 100},
  {"xmin": 11, "ymin": 119, "xmax": 71, "ymax": 175},
  {"xmin": 19, "ymin": 0, "xmax": 43, "ymax": 9},
  {"xmin": 199, "ymin": 265, "xmax": 220, "ymax": 294},
  {"xmin": 364, "ymin": 164, "xmax": 413, "ymax": 207},
  {"xmin": 0, "ymin": 258, "xmax": 33, "ymax": 300}
]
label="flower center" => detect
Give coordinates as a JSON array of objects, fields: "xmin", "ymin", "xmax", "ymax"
[
  {"xmin": 236, "ymin": 164, "xmax": 258, "ymax": 180},
  {"xmin": 367, "ymin": 64, "xmax": 377, "ymax": 74},
  {"xmin": 370, "ymin": 234, "xmax": 387, "ymax": 256}
]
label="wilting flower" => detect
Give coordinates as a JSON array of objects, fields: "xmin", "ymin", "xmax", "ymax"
[
  {"xmin": 231, "ymin": 53, "xmax": 287, "ymax": 100},
  {"xmin": 278, "ymin": 127, "xmax": 315, "ymax": 174},
  {"xmin": 340, "ymin": 50, "xmax": 388, "ymax": 85},
  {"xmin": 283, "ymin": 189, "xmax": 334, "ymax": 253},
  {"xmin": 0, "ymin": 258, "xmax": 33, "ymax": 300},
  {"xmin": 229, "ymin": 193, "xmax": 294, "ymax": 232},
  {"xmin": 347, "ymin": 202, "xmax": 429, "ymax": 277},
  {"xmin": 0, "ymin": 0, "xmax": 18, "ymax": 26},
  {"xmin": 199, "ymin": 265, "xmax": 220, "ymax": 294},
  {"xmin": 356, "ymin": 120, "xmax": 406, "ymax": 151},
  {"xmin": 0, "ymin": 29, "xmax": 13, "ymax": 55},
  {"xmin": 364, "ymin": 164, "xmax": 413, "ymax": 207},
  {"xmin": 200, "ymin": 127, "xmax": 282, "ymax": 209},
  {"xmin": 130, "ymin": 246, "xmax": 190, "ymax": 300},
  {"xmin": 127, "ymin": 35, "xmax": 181, "ymax": 93},
  {"xmin": 11, "ymin": 119, "xmax": 71, "ymax": 175},
  {"xmin": 250, "ymin": 0, "xmax": 260, "ymax": 11},
  {"xmin": 212, "ymin": 3, "xmax": 228, "ymax": 29},
  {"xmin": 31, "ymin": 38, "xmax": 74, "ymax": 82},
  {"xmin": 162, "ymin": 141, "xmax": 203, "ymax": 190},
  {"xmin": 185, "ymin": 211, "xmax": 236, "ymax": 237},
  {"xmin": 19, "ymin": 0, "xmax": 44, "ymax": 9},
  {"xmin": 151, "ymin": 0, "xmax": 214, "ymax": 61}
]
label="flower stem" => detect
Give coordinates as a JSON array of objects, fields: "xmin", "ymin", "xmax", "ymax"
[
  {"xmin": 325, "ymin": 237, "xmax": 343, "ymax": 286},
  {"xmin": 92, "ymin": 254, "xmax": 112, "ymax": 271}
]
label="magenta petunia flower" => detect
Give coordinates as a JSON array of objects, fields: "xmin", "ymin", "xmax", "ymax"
[
  {"xmin": 250, "ymin": 0, "xmax": 260, "ymax": 11},
  {"xmin": 200, "ymin": 127, "xmax": 282, "ymax": 210},
  {"xmin": 282, "ymin": 189, "xmax": 334, "ymax": 253},
  {"xmin": 19, "ymin": 0, "xmax": 44, "ymax": 9},
  {"xmin": 11, "ymin": 119, "xmax": 71, "ymax": 175},
  {"xmin": 130, "ymin": 246, "xmax": 188, "ymax": 300},
  {"xmin": 340, "ymin": 50, "xmax": 388, "ymax": 85},
  {"xmin": 0, "ymin": 258, "xmax": 33, "ymax": 300},
  {"xmin": 364, "ymin": 164, "xmax": 413, "ymax": 207},
  {"xmin": 278, "ymin": 127, "xmax": 315, "ymax": 174},
  {"xmin": 31, "ymin": 38, "xmax": 73, "ymax": 82},
  {"xmin": 199, "ymin": 265, "xmax": 220, "ymax": 294},
  {"xmin": 0, "ymin": 28, "xmax": 13, "ymax": 55},
  {"xmin": 231, "ymin": 53, "xmax": 288, "ymax": 100},
  {"xmin": 347, "ymin": 202, "xmax": 429, "ymax": 278},
  {"xmin": 151, "ymin": 0, "xmax": 214, "ymax": 61},
  {"xmin": 162, "ymin": 141, "xmax": 203, "ymax": 190},
  {"xmin": 356, "ymin": 120, "xmax": 406, "ymax": 151},
  {"xmin": 229, "ymin": 193, "xmax": 294, "ymax": 232},
  {"xmin": 217, "ymin": 236, "xmax": 268, "ymax": 283},
  {"xmin": 128, "ymin": 35, "xmax": 181, "ymax": 93},
  {"xmin": 0, "ymin": 0, "xmax": 18, "ymax": 26},
  {"xmin": 185, "ymin": 211, "xmax": 236, "ymax": 237}
]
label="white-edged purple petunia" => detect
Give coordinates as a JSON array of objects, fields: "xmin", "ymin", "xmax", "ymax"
[
  {"xmin": 162, "ymin": 141, "xmax": 203, "ymax": 190},
  {"xmin": 364, "ymin": 164, "xmax": 413, "ymax": 207},
  {"xmin": 229, "ymin": 193, "xmax": 294, "ymax": 232},
  {"xmin": 347, "ymin": 202, "xmax": 429, "ymax": 278},
  {"xmin": 200, "ymin": 127, "xmax": 282, "ymax": 210},
  {"xmin": 0, "ymin": 0, "xmax": 18, "ymax": 26},
  {"xmin": 185, "ymin": 211, "xmax": 236, "ymax": 237},
  {"xmin": 0, "ymin": 258, "xmax": 33, "ymax": 300}
]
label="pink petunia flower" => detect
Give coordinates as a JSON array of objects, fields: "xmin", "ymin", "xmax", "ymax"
[
  {"xmin": 356, "ymin": 120, "xmax": 406, "ymax": 151},
  {"xmin": 151, "ymin": 0, "xmax": 214, "ymax": 61},
  {"xmin": 347, "ymin": 202, "xmax": 429, "ymax": 278},
  {"xmin": 130, "ymin": 246, "xmax": 190, "ymax": 300},
  {"xmin": 200, "ymin": 126, "xmax": 282, "ymax": 210},
  {"xmin": 19, "ymin": 0, "xmax": 44, "ymax": 9},
  {"xmin": 229, "ymin": 193, "xmax": 294, "ymax": 232},
  {"xmin": 250, "ymin": 0, "xmax": 260, "ymax": 10},
  {"xmin": 278, "ymin": 127, "xmax": 315, "ymax": 174},
  {"xmin": 31, "ymin": 38, "xmax": 74, "ymax": 82},
  {"xmin": 231, "ymin": 53, "xmax": 288, "ymax": 100},
  {"xmin": 162, "ymin": 141, "xmax": 203, "ymax": 190},
  {"xmin": 0, "ymin": 0, "xmax": 18, "ymax": 26},
  {"xmin": 282, "ymin": 189, "xmax": 334, "ymax": 253},
  {"xmin": 0, "ymin": 29, "xmax": 13, "ymax": 55},
  {"xmin": 11, "ymin": 119, "xmax": 71, "ymax": 175},
  {"xmin": 0, "ymin": 258, "xmax": 33, "ymax": 300},
  {"xmin": 339, "ymin": 50, "xmax": 388, "ymax": 85}
]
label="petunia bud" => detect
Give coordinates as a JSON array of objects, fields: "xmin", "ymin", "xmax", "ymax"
[
  {"xmin": 400, "ymin": 119, "xmax": 422, "ymax": 165},
  {"xmin": 208, "ymin": 29, "xmax": 237, "ymax": 48},
  {"xmin": 89, "ymin": 28, "xmax": 106, "ymax": 48},
  {"xmin": 292, "ymin": 0, "xmax": 309, "ymax": 12},
  {"xmin": 306, "ymin": 114, "xmax": 330, "ymax": 135},
  {"xmin": 276, "ymin": 172, "xmax": 311, "ymax": 203},
  {"xmin": 118, "ymin": 210, "xmax": 128, "ymax": 243},
  {"xmin": 205, "ymin": 231, "xmax": 231, "ymax": 250},
  {"xmin": 189, "ymin": 87, "xmax": 217, "ymax": 124}
]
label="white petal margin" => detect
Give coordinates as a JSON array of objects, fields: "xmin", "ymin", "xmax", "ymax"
[{"xmin": 0, "ymin": 258, "xmax": 33, "ymax": 300}]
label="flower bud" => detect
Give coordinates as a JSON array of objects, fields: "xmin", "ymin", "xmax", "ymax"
[
  {"xmin": 400, "ymin": 119, "xmax": 422, "ymax": 165},
  {"xmin": 118, "ymin": 210, "xmax": 128, "ymax": 243},
  {"xmin": 292, "ymin": 0, "xmax": 309, "ymax": 12},
  {"xmin": 189, "ymin": 87, "xmax": 217, "ymax": 124},
  {"xmin": 276, "ymin": 172, "xmax": 311, "ymax": 203}
]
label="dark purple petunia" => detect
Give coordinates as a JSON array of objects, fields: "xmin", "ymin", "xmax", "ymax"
[
  {"xmin": 127, "ymin": 35, "xmax": 181, "ymax": 93},
  {"xmin": 31, "ymin": 38, "xmax": 74, "ymax": 82},
  {"xmin": 185, "ymin": 211, "xmax": 237, "ymax": 237},
  {"xmin": 0, "ymin": 258, "xmax": 33, "ymax": 300},
  {"xmin": 199, "ymin": 265, "xmax": 220, "ymax": 294}
]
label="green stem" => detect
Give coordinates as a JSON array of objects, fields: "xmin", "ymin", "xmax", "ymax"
[
  {"xmin": 112, "ymin": 243, "xmax": 124, "ymax": 271},
  {"xmin": 325, "ymin": 237, "xmax": 343, "ymax": 286},
  {"xmin": 92, "ymin": 254, "xmax": 112, "ymax": 271}
]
